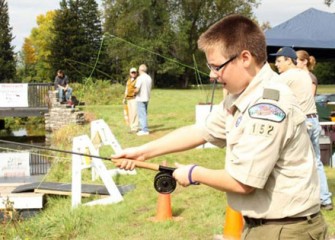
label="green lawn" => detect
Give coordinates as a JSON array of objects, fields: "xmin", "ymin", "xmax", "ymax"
[
  {"xmin": 317, "ymin": 85, "xmax": 335, "ymax": 94},
  {"xmin": 1, "ymin": 86, "xmax": 335, "ymax": 239}
]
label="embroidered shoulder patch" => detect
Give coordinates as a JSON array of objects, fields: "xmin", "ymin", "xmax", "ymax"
[{"xmin": 248, "ymin": 103, "xmax": 286, "ymax": 122}]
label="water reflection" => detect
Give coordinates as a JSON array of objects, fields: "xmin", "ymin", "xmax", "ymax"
[
  {"xmin": 12, "ymin": 128, "xmax": 28, "ymax": 137},
  {"xmin": 0, "ymin": 149, "xmax": 51, "ymax": 183}
]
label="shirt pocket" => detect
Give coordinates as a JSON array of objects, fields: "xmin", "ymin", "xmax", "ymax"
[{"xmin": 227, "ymin": 127, "xmax": 243, "ymax": 146}]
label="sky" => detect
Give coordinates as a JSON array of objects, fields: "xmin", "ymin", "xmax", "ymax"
[
  {"xmin": 7, "ymin": 0, "xmax": 102, "ymax": 52},
  {"xmin": 7, "ymin": 0, "xmax": 335, "ymax": 52}
]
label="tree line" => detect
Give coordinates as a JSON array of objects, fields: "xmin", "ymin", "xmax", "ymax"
[{"xmin": 0, "ymin": 0, "xmax": 334, "ymax": 87}]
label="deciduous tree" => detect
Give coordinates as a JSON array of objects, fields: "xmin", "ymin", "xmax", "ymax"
[
  {"xmin": 103, "ymin": 0, "xmax": 259, "ymax": 88},
  {"xmin": 20, "ymin": 11, "xmax": 56, "ymax": 83}
]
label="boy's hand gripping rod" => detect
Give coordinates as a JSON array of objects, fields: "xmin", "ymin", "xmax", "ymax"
[{"xmin": 112, "ymin": 159, "xmax": 177, "ymax": 194}]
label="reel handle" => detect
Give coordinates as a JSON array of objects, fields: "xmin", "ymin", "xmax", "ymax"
[{"xmin": 112, "ymin": 158, "xmax": 177, "ymax": 194}]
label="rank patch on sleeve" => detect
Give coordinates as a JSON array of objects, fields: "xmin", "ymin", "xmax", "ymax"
[{"xmin": 248, "ymin": 103, "xmax": 286, "ymax": 122}]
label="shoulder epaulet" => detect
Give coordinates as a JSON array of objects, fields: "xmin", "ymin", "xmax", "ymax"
[{"xmin": 263, "ymin": 88, "xmax": 279, "ymax": 101}]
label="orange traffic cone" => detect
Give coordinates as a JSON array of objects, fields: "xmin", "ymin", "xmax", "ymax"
[
  {"xmin": 150, "ymin": 160, "xmax": 173, "ymax": 221},
  {"xmin": 222, "ymin": 205, "xmax": 244, "ymax": 239},
  {"xmin": 149, "ymin": 186, "xmax": 183, "ymax": 222},
  {"xmin": 148, "ymin": 161, "xmax": 182, "ymax": 222},
  {"xmin": 154, "ymin": 193, "xmax": 173, "ymax": 221}
]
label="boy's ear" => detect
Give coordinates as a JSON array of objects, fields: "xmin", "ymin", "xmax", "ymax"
[{"xmin": 240, "ymin": 50, "xmax": 253, "ymax": 67}]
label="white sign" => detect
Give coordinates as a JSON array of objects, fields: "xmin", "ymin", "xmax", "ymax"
[
  {"xmin": 0, "ymin": 84, "xmax": 28, "ymax": 107},
  {"xmin": 0, "ymin": 152, "xmax": 30, "ymax": 177}
]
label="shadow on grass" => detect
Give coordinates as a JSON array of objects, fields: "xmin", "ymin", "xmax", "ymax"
[
  {"xmin": 173, "ymin": 207, "xmax": 186, "ymax": 217},
  {"xmin": 149, "ymin": 124, "xmax": 176, "ymax": 133}
]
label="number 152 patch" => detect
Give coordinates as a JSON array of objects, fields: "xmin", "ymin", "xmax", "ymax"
[{"xmin": 250, "ymin": 123, "xmax": 275, "ymax": 137}]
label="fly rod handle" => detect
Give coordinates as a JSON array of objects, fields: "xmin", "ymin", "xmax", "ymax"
[{"xmin": 112, "ymin": 159, "xmax": 160, "ymax": 171}]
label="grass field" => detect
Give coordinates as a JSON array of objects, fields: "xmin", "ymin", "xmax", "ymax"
[
  {"xmin": 1, "ymin": 85, "xmax": 335, "ymax": 239},
  {"xmin": 317, "ymin": 85, "xmax": 335, "ymax": 94}
]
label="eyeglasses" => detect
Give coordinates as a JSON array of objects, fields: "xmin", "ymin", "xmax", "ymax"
[
  {"xmin": 206, "ymin": 55, "xmax": 238, "ymax": 72},
  {"xmin": 130, "ymin": 72, "xmax": 137, "ymax": 74}
]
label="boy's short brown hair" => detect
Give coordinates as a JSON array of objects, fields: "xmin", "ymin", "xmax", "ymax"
[{"xmin": 198, "ymin": 14, "xmax": 267, "ymax": 65}]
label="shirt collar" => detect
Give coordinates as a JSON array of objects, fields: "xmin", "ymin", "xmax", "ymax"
[{"xmin": 228, "ymin": 63, "xmax": 277, "ymax": 114}]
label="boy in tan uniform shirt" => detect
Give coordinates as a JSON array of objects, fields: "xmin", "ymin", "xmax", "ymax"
[{"xmin": 112, "ymin": 15, "xmax": 327, "ymax": 239}]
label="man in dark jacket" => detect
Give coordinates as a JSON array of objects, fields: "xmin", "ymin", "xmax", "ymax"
[{"xmin": 54, "ymin": 70, "xmax": 72, "ymax": 103}]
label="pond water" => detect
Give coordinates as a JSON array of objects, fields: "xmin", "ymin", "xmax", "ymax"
[{"xmin": 12, "ymin": 128, "xmax": 28, "ymax": 136}]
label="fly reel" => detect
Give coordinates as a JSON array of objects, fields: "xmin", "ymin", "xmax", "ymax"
[
  {"xmin": 154, "ymin": 171, "xmax": 176, "ymax": 194},
  {"xmin": 112, "ymin": 159, "xmax": 177, "ymax": 194}
]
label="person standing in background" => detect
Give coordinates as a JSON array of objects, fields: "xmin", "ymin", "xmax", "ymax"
[
  {"xmin": 135, "ymin": 64, "xmax": 152, "ymax": 136},
  {"xmin": 296, "ymin": 50, "xmax": 318, "ymax": 96},
  {"xmin": 271, "ymin": 47, "xmax": 333, "ymax": 211},
  {"xmin": 124, "ymin": 67, "xmax": 139, "ymax": 133}
]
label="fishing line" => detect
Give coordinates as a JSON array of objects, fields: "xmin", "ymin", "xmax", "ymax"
[
  {"xmin": 105, "ymin": 33, "xmax": 209, "ymax": 77},
  {"xmin": 32, "ymin": 155, "xmax": 65, "ymax": 192},
  {"xmin": 192, "ymin": 54, "xmax": 205, "ymax": 88},
  {"xmin": 64, "ymin": 49, "xmax": 115, "ymax": 103},
  {"xmin": 209, "ymin": 79, "xmax": 217, "ymax": 112},
  {"xmin": 192, "ymin": 54, "xmax": 206, "ymax": 102},
  {"xmin": 64, "ymin": 58, "xmax": 113, "ymax": 79},
  {"xmin": 88, "ymin": 35, "xmax": 105, "ymax": 78},
  {"xmin": 105, "ymin": 33, "xmax": 215, "ymax": 104},
  {"xmin": 54, "ymin": 31, "xmax": 211, "ymax": 102},
  {"xmin": 64, "ymin": 59, "xmax": 87, "ymax": 77},
  {"xmin": 202, "ymin": 79, "xmax": 218, "ymax": 125},
  {"xmin": 59, "ymin": 32, "xmax": 211, "ymax": 104}
]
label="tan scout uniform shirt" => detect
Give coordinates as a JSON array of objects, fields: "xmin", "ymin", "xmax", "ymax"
[
  {"xmin": 199, "ymin": 63, "xmax": 320, "ymax": 219},
  {"xmin": 276, "ymin": 68, "xmax": 317, "ymax": 115}
]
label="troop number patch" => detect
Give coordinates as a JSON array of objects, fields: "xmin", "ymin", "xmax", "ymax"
[{"xmin": 248, "ymin": 103, "xmax": 286, "ymax": 122}]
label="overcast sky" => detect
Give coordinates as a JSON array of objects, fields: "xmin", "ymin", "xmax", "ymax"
[
  {"xmin": 254, "ymin": 0, "xmax": 335, "ymax": 26},
  {"xmin": 7, "ymin": 0, "xmax": 335, "ymax": 52}
]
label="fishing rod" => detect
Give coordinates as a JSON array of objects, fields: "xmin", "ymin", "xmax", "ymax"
[
  {"xmin": 0, "ymin": 139, "xmax": 110, "ymax": 161},
  {"xmin": 0, "ymin": 139, "xmax": 177, "ymax": 194},
  {"xmin": 209, "ymin": 79, "xmax": 217, "ymax": 112}
]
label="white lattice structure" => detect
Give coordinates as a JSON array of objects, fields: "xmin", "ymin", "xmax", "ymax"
[
  {"xmin": 71, "ymin": 135, "xmax": 123, "ymax": 208},
  {"xmin": 90, "ymin": 119, "xmax": 137, "ymax": 177}
]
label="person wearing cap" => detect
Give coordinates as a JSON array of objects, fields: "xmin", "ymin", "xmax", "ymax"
[
  {"xmin": 113, "ymin": 15, "xmax": 327, "ymax": 239},
  {"xmin": 271, "ymin": 46, "xmax": 333, "ymax": 211},
  {"xmin": 134, "ymin": 64, "xmax": 152, "ymax": 136},
  {"xmin": 124, "ymin": 67, "xmax": 139, "ymax": 132}
]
